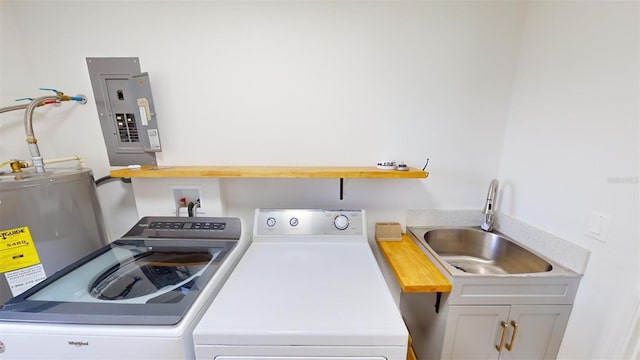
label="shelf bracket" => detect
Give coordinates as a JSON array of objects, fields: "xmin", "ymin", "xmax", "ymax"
[
  {"xmin": 434, "ymin": 292, "xmax": 442, "ymax": 313},
  {"xmin": 339, "ymin": 178, "xmax": 344, "ymax": 200}
]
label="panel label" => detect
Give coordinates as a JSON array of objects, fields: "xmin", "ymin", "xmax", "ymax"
[{"xmin": 148, "ymin": 129, "xmax": 161, "ymax": 149}]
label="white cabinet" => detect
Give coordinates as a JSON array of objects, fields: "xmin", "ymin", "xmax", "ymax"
[
  {"xmin": 441, "ymin": 305, "xmax": 510, "ymax": 360},
  {"xmin": 501, "ymin": 305, "xmax": 571, "ymax": 359},
  {"xmin": 400, "ymin": 278, "xmax": 578, "ymax": 360},
  {"xmin": 441, "ymin": 304, "xmax": 571, "ymax": 360}
]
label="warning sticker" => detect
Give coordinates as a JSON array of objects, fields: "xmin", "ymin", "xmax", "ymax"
[
  {"xmin": 0, "ymin": 227, "xmax": 41, "ymax": 273},
  {"xmin": 5, "ymin": 263, "xmax": 47, "ymax": 297}
]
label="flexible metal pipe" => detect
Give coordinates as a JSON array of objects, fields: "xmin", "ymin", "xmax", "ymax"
[
  {"xmin": 23, "ymin": 95, "xmax": 59, "ymax": 173},
  {"xmin": 2, "ymin": 92, "xmax": 86, "ymax": 174},
  {"xmin": 0, "ymin": 104, "xmax": 28, "ymax": 114},
  {"xmin": 24, "ymin": 95, "xmax": 58, "ymax": 139}
]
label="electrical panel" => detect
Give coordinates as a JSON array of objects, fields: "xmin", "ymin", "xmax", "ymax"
[{"xmin": 86, "ymin": 57, "xmax": 162, "ymax": 166}]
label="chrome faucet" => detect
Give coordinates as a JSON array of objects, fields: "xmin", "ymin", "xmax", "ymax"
[{"xmin": 481, "ymin": 179, "xmax": 499, "ymax": 231}]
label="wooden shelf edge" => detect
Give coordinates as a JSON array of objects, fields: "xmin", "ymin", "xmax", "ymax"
[
  {"xmin": 377, "ymin": 234, "xmax": 451, "ymax": 293},
  {"xmin": 110, "ymin": 165, "xmax": 429, "ymax": 179}
]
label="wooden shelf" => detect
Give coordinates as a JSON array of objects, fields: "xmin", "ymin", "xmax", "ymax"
[
  {"xmin": 110, "ymin": 165, "xmax": 428, "ymax": 179},
  {"xmin": 377, "ymin": 234, "xmax": 451, "ymax": 293}
]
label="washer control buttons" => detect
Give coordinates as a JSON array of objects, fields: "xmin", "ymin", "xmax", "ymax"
[
  {"xmin": 333, "ymin": 214, "xmax": 349, "ymax": 230},
  {"xmin": 149, "ymin": 221, "xmax": 225, "ymax": 230},
  {"xmin": 266, "ymin": 217, "xmax": 276, "ymax": 227},
  {"xmin": 289, "ymin": 217, "xmax": 299, "ymax": 227}
]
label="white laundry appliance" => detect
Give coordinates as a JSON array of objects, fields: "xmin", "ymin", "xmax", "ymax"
[
  {"xmin": 0, "ymin": 216, "xmax": 248, "ymax": 359},
  {"xmin": 193, "ymin": 209, "xmax": 408, "ymax": 360}
]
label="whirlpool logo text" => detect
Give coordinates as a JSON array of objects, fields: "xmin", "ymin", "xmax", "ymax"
[{"xmin": 67, "ymin": 341, "xmax": 89, "ymax": 347}]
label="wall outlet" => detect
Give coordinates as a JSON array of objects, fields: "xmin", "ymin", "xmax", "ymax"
[{"xmin": 170, "ymin": 185, "xmax": 204, "ymax": 216}]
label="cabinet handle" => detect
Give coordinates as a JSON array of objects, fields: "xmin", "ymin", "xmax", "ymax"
[
  {"xmin": 496, "ymin": 321, "xmax": 508, "ymax": 352},
  {"xmin": 506, "ymin": 320, "xmax": 519, "ymax": 351}
]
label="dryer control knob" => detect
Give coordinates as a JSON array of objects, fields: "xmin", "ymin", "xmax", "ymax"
[
  {"xmin": 266, "ymin": 217, "xmax": 276, "ymax": 227},
  {"xmin": 334, "ymin": 214, "xmax": 349, "ymax": 230}
]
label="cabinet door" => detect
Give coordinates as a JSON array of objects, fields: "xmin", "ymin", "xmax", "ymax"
[
  {"xmin": 501, "ymin": 305, "xmax": 571, "ymax": 360},
  {"xmin": 442, "ymin": 306, "xmax": 511, "ymax": 360}
]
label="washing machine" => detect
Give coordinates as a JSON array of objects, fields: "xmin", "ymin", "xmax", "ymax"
[
  {"xmin": 193, "ymin": 209, "xmax": 408, "ymax": 360},
  {"xmin": 0, "ymin": 216, "xmax": 248, "ymax": 359}
]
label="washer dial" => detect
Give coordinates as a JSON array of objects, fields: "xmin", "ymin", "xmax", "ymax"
[{"xmin": 333, "ymin": 214, "xmax": 349, "ymax": 230}]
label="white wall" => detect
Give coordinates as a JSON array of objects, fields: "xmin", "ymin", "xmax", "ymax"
[
  {"xmin": 498, "ymin": 2, "xmax": 639, "ymax": 358},
  {"xmin": 2, "ymin": 1, "xmax": 638, "ymax": 358},
  {"xmin": 0, "ymin": 0, "xmax": 525, "ymax": 235}
]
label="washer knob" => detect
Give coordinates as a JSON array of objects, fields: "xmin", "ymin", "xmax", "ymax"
[
  {"xmin": 289, "ymin": 217, "xmax": 299, "ymax": 227},
  {"xmin": 266, "ymin": 217, "xmax": 276, "ymax": 227},
  {"xmin": 334, "ymin": 214, "xmax": 349, "ymax": 230}
]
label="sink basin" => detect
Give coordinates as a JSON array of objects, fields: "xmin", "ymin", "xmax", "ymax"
[{"xmin": 421, "ymin": 228, "xmax": 552, "ymax": 275}]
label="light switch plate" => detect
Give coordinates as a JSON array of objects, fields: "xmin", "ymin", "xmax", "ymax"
[{"xmin": 585, "ymin": 211, "xmax": 613, "ymax": 243}]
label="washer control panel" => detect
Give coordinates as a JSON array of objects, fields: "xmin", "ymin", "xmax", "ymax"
[
  {"xmin": 148, "ymin": 221, "xmax": 226, "ymax": 231},
  {"xmin": 255, "ymin": 209, "xmax": 364, "ymax": 236},
  {"xmin": 123, "ymin": 216, "xmax": 241, "ymax": 239}
]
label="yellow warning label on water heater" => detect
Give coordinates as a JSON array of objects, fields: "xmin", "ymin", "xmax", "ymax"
[{"xmin": 0, "ymin": 227, "xmax": 41, "ymax": 273}]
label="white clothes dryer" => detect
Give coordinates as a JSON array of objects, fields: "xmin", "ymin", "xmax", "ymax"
[
  {"xmin": 193, "ymin": 209, "xmax": 408, "ymax": 360},
  {"xmin": 0, "ymin": 216, "xmax": 248, "ymax": 359}
]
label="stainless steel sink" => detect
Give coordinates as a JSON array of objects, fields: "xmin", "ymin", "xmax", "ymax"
[{"xmin": 416, "ymin": 227, "xmax": 553, "ymax": 275}]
